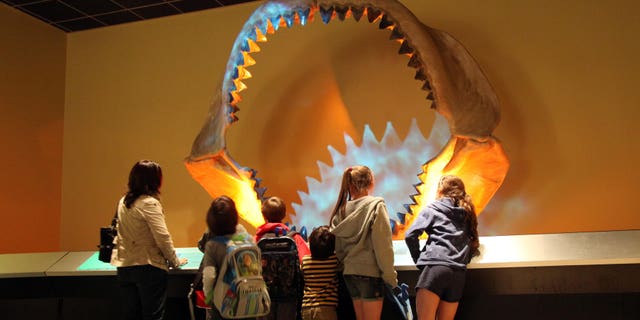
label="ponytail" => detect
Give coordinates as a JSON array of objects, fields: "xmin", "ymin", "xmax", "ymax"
[{"xmin": 329, "ymin": 168, "xmax": 352, "ymax": 226}]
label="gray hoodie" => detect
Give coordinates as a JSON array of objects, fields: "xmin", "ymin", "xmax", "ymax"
[
  {"xmin": 331, "ymin": 196, "xmax": 398, "ymax": 287},
  {"xmin": 404, "ymin": 197, "xmax": 473, "ymax": 269}
]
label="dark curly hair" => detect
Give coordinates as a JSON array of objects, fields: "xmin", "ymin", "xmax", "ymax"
[
  {"xmin": 309, "ymin": 225, "xmax": 335, "ymax": 259},
  {"xmin": 206, "ymin": 195, "xmax": 239, "ymax": 235}
]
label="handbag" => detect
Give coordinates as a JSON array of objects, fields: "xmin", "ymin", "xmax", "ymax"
[{"xmin": 97, "ymin": 208, "xmax": 118, "ymax": 263}]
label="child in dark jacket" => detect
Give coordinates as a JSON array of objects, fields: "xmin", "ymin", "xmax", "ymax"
[{"xmin": 255, "ymin": 196, "xmax": 310, "ymax": 320}]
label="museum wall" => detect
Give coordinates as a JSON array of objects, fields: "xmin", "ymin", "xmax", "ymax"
[
  {"xmin": 2, "ymin": 0, "xmax": 638, "ymax": 253},
  {"xmin": 0, "ymin": 5, "xmax": 66, "ymax": 253}
]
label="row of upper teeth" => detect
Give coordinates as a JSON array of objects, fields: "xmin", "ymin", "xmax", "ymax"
[{"xmin": 224, "ymin": 3, "xmax": 436, "ymax": 123}]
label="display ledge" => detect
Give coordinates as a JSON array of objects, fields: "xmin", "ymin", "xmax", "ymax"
[
  {"xmin": 395, "ymin": 229, "xmax": 640, "ymax": 270},
  {"xmin": 1, "ymin": 230, "xmax": 638, "ymax": 278},
  {"xmin": 0, "ymin": 251, "xmax": 67, "ymax": 278}
]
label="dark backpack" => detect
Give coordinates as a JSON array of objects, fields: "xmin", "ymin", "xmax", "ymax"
[{"xmin": 257, "ymin": 230, "xmax": 302, "ymax": 302}]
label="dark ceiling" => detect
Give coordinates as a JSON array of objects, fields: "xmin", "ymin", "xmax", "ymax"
[{"xmin": 1, "ymin": 0, "xmax": 258, "ymax": 32}]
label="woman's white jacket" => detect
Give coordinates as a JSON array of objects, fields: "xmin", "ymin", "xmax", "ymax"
[{"xmin": 110, "ymin": 195, "xmax": 181, "ymax": 271}]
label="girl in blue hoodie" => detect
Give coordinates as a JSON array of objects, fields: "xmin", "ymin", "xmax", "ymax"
[{"xmin": 404, "ymin": 175, "xmax": 480, "ymax": 320}]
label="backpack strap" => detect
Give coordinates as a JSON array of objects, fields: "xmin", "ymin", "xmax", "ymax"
[{"xmin": 285, "ymin": 230, "xmax": 299, "ymax": 239}]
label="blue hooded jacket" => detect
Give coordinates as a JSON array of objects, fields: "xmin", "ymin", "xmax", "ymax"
[{"xmin": 404, "ymin": 197, "xmax": 473, "ymax": 269}]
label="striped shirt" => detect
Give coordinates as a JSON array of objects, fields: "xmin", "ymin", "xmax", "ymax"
[{"xmin": 301, "ymin": 254, "xmax": 339, "ymax": 308}]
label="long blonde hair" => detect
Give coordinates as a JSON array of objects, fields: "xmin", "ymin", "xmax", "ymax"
[
  {"xmin": 437, "ymin": 175, "xmax": 480, "ymax": 257},
  {"xmin": 329, "ymin": 165, "xmax": 373, "ymax": 225}
]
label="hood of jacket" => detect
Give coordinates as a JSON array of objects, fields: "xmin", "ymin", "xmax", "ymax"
[
  {"xmin": 331, "ymin": 196, "xmax": 384, "ymax": 241},
  {"xmin": 429, "ymin": 197, "xmax": 467, "ymax": 224}
]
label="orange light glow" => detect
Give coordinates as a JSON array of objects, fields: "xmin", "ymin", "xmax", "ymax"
[
  {"xmin": 189, "ymin": 3, "xmax": 510, "ymax": 239},
  {"xmin": 247, "ymin": 39, "xmax": 261, "ymax": 53},
  {"xmin": 242, "ymin": 52, "xmax": 256, "ymax": 67},
  {"xmin": 237, "ymin": 66, "xmax": 252, "ymax": 80},
  {"xmin": 393, "ymin": 136, "xmax": 509, "ymax": 239},
  {"xmin": 185, "ymin": 151, "xmax": 264, "ymax": 227},
  {"xmin": 255, "ymin": 27, "xmax": 267, "ymax": 42}
]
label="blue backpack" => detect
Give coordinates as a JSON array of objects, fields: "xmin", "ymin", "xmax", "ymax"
[{"xmin": 210, "ymin": 233, "xmax": 270, "ymax": 318}]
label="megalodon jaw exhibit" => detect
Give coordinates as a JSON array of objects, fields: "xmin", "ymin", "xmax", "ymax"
[{"xmin": 185, "ymin": 0, "xmax": 509, "ymax": 239}]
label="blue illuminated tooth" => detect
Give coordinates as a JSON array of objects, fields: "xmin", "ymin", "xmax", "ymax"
[
  {"xmin": 317, "ymin": 161, "xmax": 331, "ymax": 179},
  {"xmin": 269, "ymin": 16, "xmax": 280, "ymax": 31},
  {"xmin": 255, "ymin": 187, "xmax": 267, "ymax": 199},
  {"xmin": 228, "ymin": 92, "xmax": 234, "ymax": 104},
  {"xmin": 255, "ymin": 19, "xmax": 267, "ymax": 35},
  {"xmin": 327, "ymin": 145, "xmax": 343, "ymax": 162},
  {"xmin": 294, "ymin": 192, "xmax": 308, "ymax": 204},
  {"xmin": 389, "ymin": 219, "xmax": 397, "ymax": 233},
  {"xmin": 319, "ymin": 6, "xmax": 333, "ymax": 24},
  {"xmin": 283, "ymin": 12, "xmax": 294, "ymax": 27},
  {"xmin": 298, "ymin": 8, "xmax": 310, "ymax": 26},
  {"xmin": 381, "ymin": 122, "xmax": 400, "ymax": 146},
  {"xmin": 397, "ymin": 212, "xmax": 407, "ymax": 224},
  {"xmin": 305, "ymin": 176, "xmax": 321, "ymax": 190},
  {"xmin": 247, "ymin": 28, "xmax": 257, "ymax": 42},
  {"xmin": 362, "ymin": 125, "xmax": 379, "ymax": 145},
  {"xmin": 299, "ymin": 226, "xmax": 307, "ymax": 241},
  {"xmin": 343, "ymin": 132, "xmax": 358, "ymax": 151},
  {"xmin": 240, "ymin": 39, "xmax": 250, "ymax": 52},
  {"xmin": 231, "ymin": 66, "xmax": 240, "ymax": 79},
  {"xmin": 229, "ymin": 82, "xmax": 237, "ymax": 92}
]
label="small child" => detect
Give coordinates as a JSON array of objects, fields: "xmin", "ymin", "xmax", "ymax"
[
  {"xmin": 301, "ymin": 225, "xmax": 339, "ymax": 320},
  {"xmin": 202, "ymin": 195, "xmax": 254, "ymax": 320},
  {"xmin": 255, "ymin": 196, "xmax": 310, "ymax": 320},
  {"xmin": 255, "ymin": 196, "xmax": 310, "ymax": 263}
]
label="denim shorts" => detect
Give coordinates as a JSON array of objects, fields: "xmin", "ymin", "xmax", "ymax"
[
  {"xmin": 343, "ymin": 275, "xmax": 384, "ymax": 301},
  {"xmin": 416, "ymin": 265, "xmax": 466, "ymax": 302}
]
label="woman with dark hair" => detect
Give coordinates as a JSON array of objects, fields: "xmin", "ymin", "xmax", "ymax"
[
  {"xmin": 329, "ymin": 165, "xmax": 397, "ymax": 320},
  {"xmin": 111, "ymin": 160, "xmax": 187, "ymax": 320},
  {"xmin": 404, "ymin": 175, "xmax": 480, "ymax": 320}
]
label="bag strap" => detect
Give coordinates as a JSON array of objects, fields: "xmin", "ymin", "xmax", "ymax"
[{"xmin": 111, "ymin": 201, "xmax": 120, "ymax": 227}]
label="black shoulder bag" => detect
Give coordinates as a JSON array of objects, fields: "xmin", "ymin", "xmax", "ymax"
[{"xmin": 98, "ymin": 208, "xmax": 118, "ymax": 263}]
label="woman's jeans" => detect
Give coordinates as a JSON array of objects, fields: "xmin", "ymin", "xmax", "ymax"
[{"xmin": 117, "ymin": 265, "xmax": 168, "ymax": 320}]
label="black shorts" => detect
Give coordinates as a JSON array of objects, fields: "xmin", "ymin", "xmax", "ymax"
[{"xmin": 415, "ymin": 265, "xmax": 466, "ymax": 302}]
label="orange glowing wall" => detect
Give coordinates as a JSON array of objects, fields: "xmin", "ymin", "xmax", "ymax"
[
  {"xmin": 1, "ymin": 0, "xmax": 639, "ymax": 253},
  {"xmin": 0, "ymin": 5, "xmax": 66, "ymax": 253}
]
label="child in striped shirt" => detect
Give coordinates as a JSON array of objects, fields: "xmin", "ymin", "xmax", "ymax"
[{"xmin": 301, "ymin": 225, "xmax": 339, "ymax": 320}]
